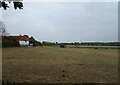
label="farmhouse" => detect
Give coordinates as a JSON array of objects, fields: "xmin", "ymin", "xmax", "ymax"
[{"xmin": 16, "ymin": 35, "xmax": 29, "ymax": 46}]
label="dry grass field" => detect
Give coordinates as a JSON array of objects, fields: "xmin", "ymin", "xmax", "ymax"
[{"xmin": 2, "ymin": 46, "xmax": 118, "ymax": 83}]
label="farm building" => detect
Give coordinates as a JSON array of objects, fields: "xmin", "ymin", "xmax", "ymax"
[
  {"xmin": 16, "ymin": 35, "xmax": 30, "ymax": 46},
  {"xmin": 2, "ymin": 35, "xmax": 39, "ymax": 47}
]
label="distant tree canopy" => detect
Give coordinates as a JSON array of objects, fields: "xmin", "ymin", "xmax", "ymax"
[
  {"xmin": 42, "ymin": 41, "xmax": 56, "ymax": 46},
  {"xmin": 29, "ymin": 36, "xmax": 42, "ymax": 46},
  {"xmin": 2, "ymin": 36, "xmax": 20, "ymax": 47},
  {"xmin": 0, "ymin": 0, "xmax": 23, "ymax": 10},
  {"xmin": 41, "ymin": 41, "xmax": 120, "ymax": 46}
]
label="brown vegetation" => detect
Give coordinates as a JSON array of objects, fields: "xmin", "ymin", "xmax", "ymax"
[{"xmin": 2, "ymin": 46, "xmax": 118, "ymax": 83}]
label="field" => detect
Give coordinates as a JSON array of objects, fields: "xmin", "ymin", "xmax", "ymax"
[{"xmin": 2, "ymin": 46, "xmax": 118, "ymax": 83}]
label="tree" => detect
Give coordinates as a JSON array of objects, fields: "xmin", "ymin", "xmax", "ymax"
[
  {"xmin": 29, "ymin": 36, "xmax": 40, "ymax": 46},
  {"xmin": 2, "ymin": 36, "xmax": 20, "ymax": 47},
  {"xmin": 60, "ymin": 44, "xmax": 66, "ymax": 48},
  {"xmin": 0, "ymin": 20, "xmax": 9, "ymax": 36},
  {"xmin": 0, "ymin": 0, "xmax": 23, "ymax": 10}
]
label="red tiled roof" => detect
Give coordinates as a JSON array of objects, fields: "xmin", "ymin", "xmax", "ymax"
[{"xmin": 16, "ymin": 36, "xmax": 29, "ymax": 41}]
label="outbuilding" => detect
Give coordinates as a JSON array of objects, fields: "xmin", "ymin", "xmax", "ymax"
[{"xmin": 16, "ymin": 35, "xmax": 29, "ymax": 46}]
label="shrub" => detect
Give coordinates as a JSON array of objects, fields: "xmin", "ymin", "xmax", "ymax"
[
  {"xmin": 60, "ymin": 45, "xmax": 66, "ymax": 48},
  {"xmin": 2, "ymin": 36, "xmax": 20, "ymax": 47}
]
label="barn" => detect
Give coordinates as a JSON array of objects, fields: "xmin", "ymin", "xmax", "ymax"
[{"xmin": 16, "ymin": 35, "xmax": 29, "ymax": 46}]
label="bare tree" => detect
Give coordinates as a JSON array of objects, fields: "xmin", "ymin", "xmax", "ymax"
[{"xmin": 0, "ymin": 20, "xmax": 9, "ymax": 36}]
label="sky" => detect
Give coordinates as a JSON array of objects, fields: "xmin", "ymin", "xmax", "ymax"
[{"xmin": 1, "ymin": 1, "xmax": 118, "ymax": 42}]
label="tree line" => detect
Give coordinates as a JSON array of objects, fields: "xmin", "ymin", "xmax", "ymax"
[
  {"xmin": 41, "ymin": 41, "xmax": 120, "ymax": 46},
  {"xmin": 1, "ymin": 36, "xmax": 120, "ymax": 48}
]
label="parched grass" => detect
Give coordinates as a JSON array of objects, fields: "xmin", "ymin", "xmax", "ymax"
[
  {"xmin": 67, "ymin": 45, "xmax": 120, "ymax": 49},
  {"xmin": 2, "ymin": 46, "xmax": 118, "ymax": 83}
]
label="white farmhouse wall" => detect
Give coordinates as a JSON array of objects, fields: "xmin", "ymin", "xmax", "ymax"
[{"xmin": 19, "ymin": 41, "xmax": 29, "ymax": 46}]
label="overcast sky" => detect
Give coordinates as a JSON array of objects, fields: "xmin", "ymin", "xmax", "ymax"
[{"xmin": 1, "ymin": 2, "xmax": 118, "ymax": 42}]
